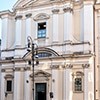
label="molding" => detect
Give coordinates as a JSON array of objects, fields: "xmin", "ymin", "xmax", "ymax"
[
  {"xmin": 82, "ymin": 64, "xmax": 90, "ymax": 68},
  {"xmin": 52, "ymin": 9, "xmax": 60, "ymax": 14},
  {"xmin": 63, "ymin": 7, "xmax": 73, "ymax": 13},
  {"xmin": 25, "ymin": 13, "xmax": 32, "ymax": 18}
]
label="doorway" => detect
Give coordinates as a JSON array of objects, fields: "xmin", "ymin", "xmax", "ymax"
[{"xmin": 35, "ymin": 83, "xmax": 46, "ymax": 100}]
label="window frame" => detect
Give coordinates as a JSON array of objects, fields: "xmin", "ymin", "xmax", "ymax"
[
  {"xmin": 37, "ymin": 22, "xmax": 47, "ymax": 39},
  {"xmin": 6, "ymin": 80, "xmax": 13, "ymax": 92},
  {"xmin": 74, "ymin": 77, "xmax": 82, "ymax": 92},
  {"xmin": 5, "ymin": 74, "xmax": 14, "ymax": 93},
  {"xmin": 72, "ymin": 71, "xmax": 84, "ymax": 93}
]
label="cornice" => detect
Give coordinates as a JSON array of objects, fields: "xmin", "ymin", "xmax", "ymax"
[
  {"xmin": 1, "ymin": 67, "xmax": 32, "ymax": 73},
  {"xmin": 0, "ymin": 10, "xmax": 15, "ymax": 18}
]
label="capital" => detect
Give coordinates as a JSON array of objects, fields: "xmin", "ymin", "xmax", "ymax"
[{"xmin": 52, "ymin": 9, "xmax": 60, "ymax": 14}]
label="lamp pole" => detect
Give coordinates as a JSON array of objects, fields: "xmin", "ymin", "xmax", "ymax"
[{"xmin": 27, "ymin": 36, "xmax": 38, "ymax": 100}]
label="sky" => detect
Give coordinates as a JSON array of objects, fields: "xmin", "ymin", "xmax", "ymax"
[{"xmin": 0, "ymin": 0, "xmax": 18, "ymax": 39}]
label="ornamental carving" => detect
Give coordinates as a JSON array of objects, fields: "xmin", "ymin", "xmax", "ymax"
[
  {"xmin": 25, "ymin": 13, "xmax": 32, "ymax": 18},
  {"xmin": 82, "ymin": 64, "xmax": 90, "ymax": 68},
  {"xmin": 66, "ymin": 64, "xmax": 73, "ymax": 69},
  {"xmin": 30, "ymin": 70, "xmax": 51, "ymax": 78},
  {"xmin": 63, "ymin": 7, "xmax": 73, "ymax": 13},
  {"xmin": 15, "ymin": 15, "xmax": 23, "ymax": 20},
  {"xmin": 50, "ymin": 65, "xmax": 59, "ymax": 69},
  {"xmin": 1, "ymin": 69, "xmax": 6, "ymax": 72},
  {"xmin": 24, "ymin": 67, "xmax": 31, "ymax": 71},
  {"xmin": 33, "ymin": 13, "xmax": 50, "ymax": 21},
  {"xmin": 14, "ymin": 67, "xmax": 21, "ymax": 71},
  {"xmin": 52, "ymin": 9, "xmax": 60, "ymax": 14},
  {"xmin": 4, "ymin": 74, "xmax": 14, "ymax": 79}
]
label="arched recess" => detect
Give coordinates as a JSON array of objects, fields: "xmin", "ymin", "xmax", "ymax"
[
  {"xmin": 37, "ymin": 47, "xmax": 59, "ymax": 57},
  {"xmin": 23, "ymin": 47, "xmax": 59, "ymax": 59}
]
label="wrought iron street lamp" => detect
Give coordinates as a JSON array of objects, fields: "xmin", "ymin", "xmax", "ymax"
[{"xmin": 27, "ymin": 36, "xmax": 39, "ymax": 100}]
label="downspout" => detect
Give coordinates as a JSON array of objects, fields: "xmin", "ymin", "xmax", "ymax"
[{"xmin": 93, "ymin": 2, "xmax": 96, "ymax": 100}]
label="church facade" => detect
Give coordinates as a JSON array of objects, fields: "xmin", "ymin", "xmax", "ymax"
[{"xmin": 0, "ymin": 0, "xmax": 100, "ymax": 100}]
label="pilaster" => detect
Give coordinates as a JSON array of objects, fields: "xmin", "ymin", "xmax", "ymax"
[
  {"xmin": 52, "ymin": 9, "xmax": 60, "ymax": 43},
  {"xmin": 15, "ymin": 15, "xmax": 23, "ymax": 47},
  {"xmin": 82, "ymin": 64, "xmax": 90, "ymax": 100},
  {"xmin": 25, "ymin": 13, "xmax": 32, "ymax": 45},
  {"xmin": 63, "ymin": 7, "xmax": 73, "ymax": 42},
  {"xmin": 83, "ymin": 2, "xmax": 94, "ymax": 44},
  {"xmin": 24, "ymin": 67, "xmax": 32, "ymax": 100},
  {"xmin": 1, "ymin": 14, "xmax": 14, "ymax": 50},
  {"xmin": 13, "ymin": 67, "xmax": 24, "ymax": 100},
  {"xmin": 64, "ymin": 64, "xmax": 73, "ymax": 100},
  {"xmin": 0, "ymin": 71, "xmax": 5, "ymax": 100},
  {"xmin": 51, "ymin": 64, "xmax": 59, "ymax": 100}
]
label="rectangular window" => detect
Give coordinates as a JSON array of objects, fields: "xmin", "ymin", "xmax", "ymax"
[
  {"xmin": 6, "ymin": 80, "xmax": 12, "ymax": 92},
  {"xmin": 74, "ymin": 78, "xmax": 82, "ymax": 92},
  {"xmin": 38, "ymin": 22, "xmax": 46, "ymax": 38}
]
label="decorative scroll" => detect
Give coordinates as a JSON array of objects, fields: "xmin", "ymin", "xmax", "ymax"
[
  {"xmin": 82, "ymin": 64, "xmax": 90, "ymax": 68},
  {"xmin": 63, "ymin": 7, "xmax": 73, "ymax": 13},
  {"xmin": 65, "ymin": 64, "xmax": 73, "ymax": 69},
  {"xmin": 52, "ymin": 9, "xmax": 60, "ymax": 14},
  {"xmin": 25, "ymin": 13, "xmax": 32, "ymax": 18},
  {"xmin": 15, "ymin": 15, "xmax": 23, "ymax": 20},
  {"xmin": 50, "ymin": 65, "xmax": 59, "ymax": 69}
]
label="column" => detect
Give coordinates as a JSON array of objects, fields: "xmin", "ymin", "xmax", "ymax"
[
  {"xmin": 0, "ymin": 69, "xmax": 5, "ymax": 100},
  {"xmin": 64, "ymin": 64, "xmax": 73, "ymax": 100},
  {"xmin": 15, "ymin": 15, "xmax": 23, "ymax": 47},
  {"xmin": 14, "ymin": 68, "xmax": 23, "ymax": 100},
  {"xmin": 52, "ymin": 9, "xmax": 60, "ymax": 43},
  {"xmin": 24, "ymin": 67, "xmax": 32, "ymax": 100},
  {"xmin": 63, "ymin": 7, "xmax": 73, "ymax": 42},
  {"xmin": 51, "ymin": 65, "xmax": 59, "ymax": 100},
  {"xmin": 25, "ymin": 13, "xmax": 32, "ymax": 45},
  {"xmin": 82, "ymin": 64, "xmax": 90, "ymax": 100}
]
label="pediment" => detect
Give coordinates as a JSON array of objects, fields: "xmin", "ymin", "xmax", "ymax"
[
  {"xmin": 30, "ymin": 70, "xmax": 51, "ymax": 77},
  {"xmin": 33, "ymin": 13, "xmax": 50, "ymax": 21},
  {"xmin": 13, "ymin": 0, "xmax": 64, "ymax": 10}
]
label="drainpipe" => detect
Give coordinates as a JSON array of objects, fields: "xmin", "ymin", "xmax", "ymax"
[{"xmin": 93, "ymin": 3, "xmax": 96, "ymax": 100}]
